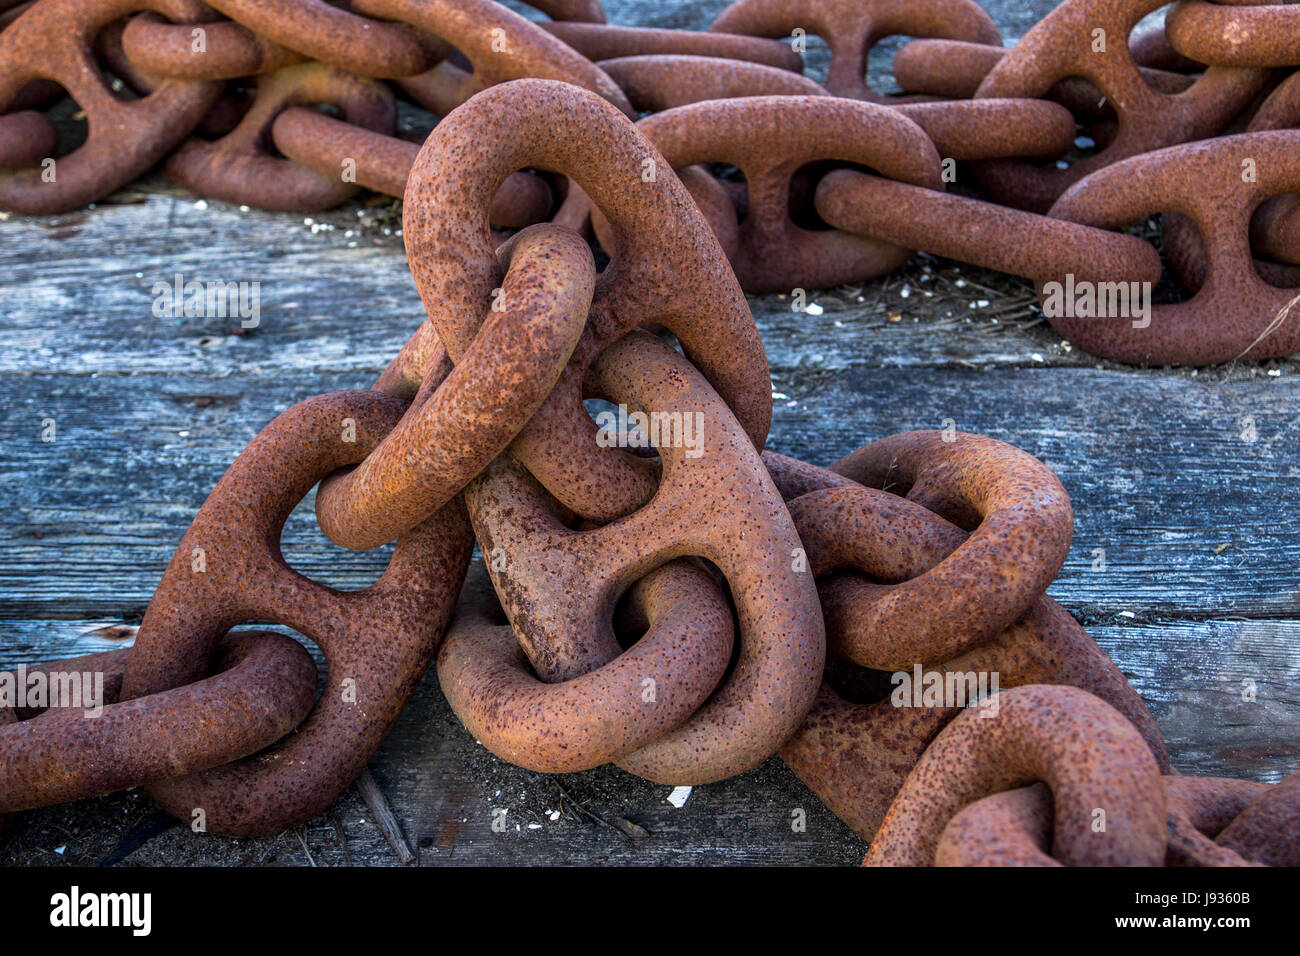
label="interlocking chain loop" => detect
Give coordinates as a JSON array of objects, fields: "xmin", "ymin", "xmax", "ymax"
[
  {"xmin": 814, "ymin": 168, "xmax": 1164, "ymax": 285},
  {"xmin": 763, "ymin": 450, "xmax": 1167, "ymax": 839},
  {"xmin": 269, "ymin": 107, "xmax": 553, "ymax": 227},
  {"xmin": 165, "ymin": 62, "xmax": 396, "ymax": 212},
  {"xmin": 1167, "ymin": 0, "xmax": 1300, "ymax": 68},
  {"xmin": 120, "ymin": 391, "xmax": 473, "ymax": 835},
  {"xmin": 196, "ymin": 0, "xmax": 443, "ymax": 79},
  {"xmin": 972, "ymin": 0, "xmax": 1269, "ymax": 213},
  {"xmin": 1, "ymin": 633, "xmax": 315, "ymax": 814},
  {"xmin": 1168, "ymin": 71, "xmax": 1300, "ymax": 274},
  {"xmin": 632, "ymin": 96, "xmax": 943, "ymax": 293},
  {"xmin": 710, "ymin": 0, "xmax": 1001, "ymax": 102},
  {"xmin": 1047, "ymin": 131, "xmax": 1300, "ymax": 364},
  {"xmin": 936, "ymin": 773, "xmax": 1298, "ymax": 867},
  {"xmin": 394, "ymin": 79, "xmax": 772, "ymax": 523},
  {"xmin": 438, "ymin": 560, "xmax": 734, "ymax": 774},
  {"xmin": 865, "ymin": 684, "xmax": 1168, "ymax": 867},
  {"xmin": 599, "ymin": 54, "xmax": 826, "ymax": 112},
  {"xmin": 315, "ymin": 224, "xmax": 593, "ymax": 551},
  {"xmin": 542, "ymin": 21, "xmax": 802, "ymax": 71},
  {"xmin": 459, "ymin": 332, "xmax": 825, "ymax": 784},
  {"xmin": 1213, "ymin": 771, "xmax": 1300, "ymax": 867},
  {"xmin": 120, "ymin": 11, "xmax": 307, "ymax": 80},
  {"xmin": 0, "ymin": 0, "xmax": 222, "ymax": 215},
  {"xmin": 818, "ymin": 432, "xmax": 1073, "ymax": 669},
  {"xmin": 893, "ymin": 37, "xmax": 1194, "ymax": 104},
  {"xmin": 352, "ymin": 0, "xmax": 632, "ymax": 117}
]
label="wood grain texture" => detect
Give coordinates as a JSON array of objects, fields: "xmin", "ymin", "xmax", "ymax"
[{"xmin": 1, "ymin": 0, "xmax": 1296, "ymax": 866}]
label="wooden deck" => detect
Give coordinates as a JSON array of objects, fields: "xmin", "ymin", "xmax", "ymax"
[{"xmin": 1, "ymin": 0, "xmax": 1297, "ymax": 866}]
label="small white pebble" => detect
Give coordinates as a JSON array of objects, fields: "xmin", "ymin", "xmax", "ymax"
[
  {"xmin": 667, "ymin": 786, "xmax": 692, "ymax": 808},
  {"xmin": 1031, "ymin": 353, "xmax": 1044, "ymax": 363},
  {"xmin": 1074, "ymin": 136, "xmax": 1096, "ymax": 150},
  {"xmin": 527, "ymin": 823, "xmax": 542, "ymax": 830},
  {"xmin": 900, "ymin": 285, "xmax": 911, "ymax": 299},
  {"xmin": 772, "ymin": 391, "xmax": 789, "ymax": 400},
  {"xmin": 239, "ymin": 205, "xmax": 250, "ymax": 213},
  {"xmin": 54, "ymin": 846, "xmax": 66, "ymax": 855},
  {"xmin": 547, "ymin": 810, "xmax": 560, "ymax": 821},
  {"xmin": 194, "ymin": 200, "xmax": 208, "ymax": 210},
  {"xmin": 954, "ymin": 279, "xmax": 967, "ymax": 288},
  {"xmin": 1119, "ymin": 611, "xmax": 1136, "ymax": 619},
  {"xmin": 805, "ymin": 303, "xmax": 824, "ymax": 315}
]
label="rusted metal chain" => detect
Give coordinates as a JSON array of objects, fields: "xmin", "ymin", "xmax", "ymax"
[
  {"xmin": 971, "ymin": 0, "xmax": 1269, "ymax": 213},
  {"xmin": 542, "ymin": 21, "xmax": 802, "ymax": 71},
  {"xmin": 393, "ymin": 79, "xmax": 772, "ymax": 523},
  {"xmin": 165, "ymin": 62, "xmax": 396, "ymax": 211},
  {"xmin": 1, "ymin": 633, "xmax": 316, "ymax": 814},
  {"xmin": 457, "ymin": 332, "xmax": 825, "ymax": 784},
  {"xmin": 352, "ymin": 0, "xmax": 633, "ymax": 117},
  {"xmin": 269, "ymin": 106, "xmax": 553, "ymax": 226},
  {"xmin": 0, "ymin": 0, "xmax": 222, "ymax": 215},
  {"xmin": 120, "ymin": 391, "xmax": 474, "ymax": 835},
  {"xmin": 315, "ymin": 224, "xmax": 593, "ymax": 550},
  {"xmin": 1046, "ymin": 130, "xmax": 1300, "ymax": 364},
  {"xmin": 710, "ymin": 0, "xmax": 1001, "ymax": 102},
  {"xmin": 865, "ymin": 684, "xmax": 1168, "ymax": 867}
]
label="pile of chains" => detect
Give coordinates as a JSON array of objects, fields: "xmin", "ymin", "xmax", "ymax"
[{"xmin": 1, "ymin": 0, "xmax": 1298, "ymax": 866}]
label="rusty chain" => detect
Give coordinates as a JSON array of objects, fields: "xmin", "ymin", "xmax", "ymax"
[{"xmin": 0, "ymin": 0, "xmax": 1296, "ymax": 865}]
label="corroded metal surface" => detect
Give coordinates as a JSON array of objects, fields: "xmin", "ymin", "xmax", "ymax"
[
  {"xmin": 865, "ymin": 684, "xmax": 1168, "ymax": 867},
  {"xmin": 316, "ymin": 224, "xmax": 593, "ymax": 550},
  {"xmin": 1046, "ymin": 131, "xmax": 1300, "ymax": 364},
  {"xmin": 632, "ymin": 95, "xmax": 943, "ymax": 292},
  {"xmin": 460, "ymin": 332, "xmax": 825, "ymax": 784},
  {"xmin": 814, "ymin": 168, "xmax": 1163, "ymax": 284},
  {"xmin": 120, "ymin": 392, "xmax": 474, "ymax": 835},
  {"xmin": 0, "ymin": 633, "xmax": 316, "ymax": 814},
  {"xmin": 398, "ymin": 79, "xmax": 772, "ymax": 522},
  {"xmin": 0, "ymin": 0, "xmax": 221, "ymax": 214},
  {"xmin": 972, "ymin": 0, "xmax": 1268, "ymax": 213},
  {"xmin": 353, "ymin": 0, "xmax": 632, "ymax": 116},
  {"xmin": 711, "ymin": 0, "xmax": 1001, "ymax": 102},
  {"xmin": 269, "ymin": 106, "xmax": 553, "ymax": 226},
  {"xmin": 165, "ymin": 62, "xmax": 396, "ymax": 211}
]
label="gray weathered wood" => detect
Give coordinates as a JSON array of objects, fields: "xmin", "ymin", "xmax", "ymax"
[{"xmin": 0, "ymin": 0, "xmax": 1296, "ymax": 866}]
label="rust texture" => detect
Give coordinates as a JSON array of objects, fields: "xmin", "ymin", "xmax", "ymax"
[
  {"xmin": 972, "ymin": 0, "xmax": 1268, "ymax": 213},
  {"xmin": 457, "ymin": 332, "xmax": 825, "ymax": 784},
  {"xmin": 165, "ymin": 62, "xmax": 396, "ymax": 212},
  {"xmin": 1, "ymin": 633, "xmax": 316, "ymax": 814},
  {"xmin": 763, "ymin": 447, "xmax": 1167, "ymax": 841},
  {"xmin": 543, "ymin": 21, "xmax": 802, "ymax": 71},
  {"xmin": 1046, "ymin": 131, "xmax": 1300, "ymax": 365},
  {"xmin": 815, "ymin": 169, "xmax": 1163, "ymax": 285},
  {"xmin": 865, "ymin": 684, "xmax": 1169, "ymax": 867},
  {"xmin": 269, "ymin": 106, "xmax": 553, "ymax": 226},
  {"xmin": 397, "ymin": 79, "xmax": 771, "ymax": 522},
  {"xmin": 632, "ymin": 96, "xmax": 944, "ymax": 293},
  {"xmin": 1167, "ymin": 0, "xmax": 1300, "ymax": 68},
  {"xmin": 0, "ymin": 0, "xmax": 222, "ymax": 214},
  {"xmin": 352, "ymin": 0, "xmax": 632, "ymax": 117},
  {"xmin": 316, "ymin": 224, "xmax": 593, "ymax": 550},
  {"xmin": 710, "ymin": 0, "xmax": 1001, "ymax": 102},
  {"xmin": 120, "ymin": 391, "xmax": 474, "ymax": 835}
]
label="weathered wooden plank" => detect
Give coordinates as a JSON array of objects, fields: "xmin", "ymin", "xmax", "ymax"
[
  {"xmin": 0, "ymin": 181, "xmax": 1105, "ymax": 377},
  {"xmin": 2, "ymin": 364, "xmax": 1297, "ymax": 619},
  {"xmin": 2, "ymin": 615, "xmax": 1294, "ymax": 866}
]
